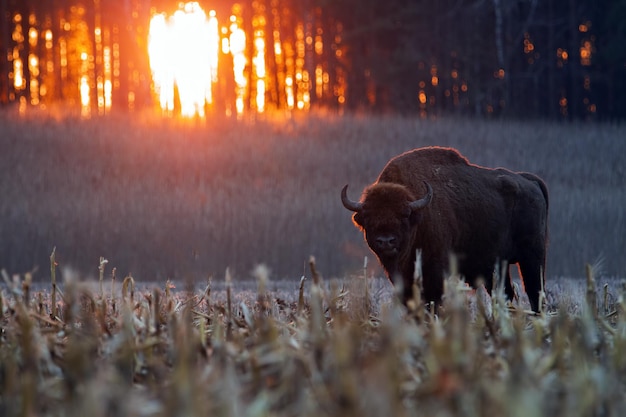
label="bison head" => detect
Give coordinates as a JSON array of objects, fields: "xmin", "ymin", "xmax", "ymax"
[{"xmin": 341, "ymin": 182, "xmax": 432, "ymax": 266}]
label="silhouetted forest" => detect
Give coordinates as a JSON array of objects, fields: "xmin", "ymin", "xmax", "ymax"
[{"xmin": 1, "ymin": 0, "xmax": 625, "ymax": 120}]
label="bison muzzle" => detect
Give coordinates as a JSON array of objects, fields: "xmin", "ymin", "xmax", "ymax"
[{"xmin": 342, "ymin": 146, "xmax": 548, "ymax": 312}]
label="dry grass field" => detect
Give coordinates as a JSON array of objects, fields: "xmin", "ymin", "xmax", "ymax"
[
  {"xmin": 1, "ymin": 258, "xmax": 626, "ymax": 416},
  {"xmin": 1, "ymin": 109, "xmax": 624, "ymax": 285},
  {"xmin": 1, "ymin": 108, "xmax": 626, "ymax": 416}
]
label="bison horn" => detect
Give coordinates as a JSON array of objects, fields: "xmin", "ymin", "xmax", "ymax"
[
  {"xmin": 341, "ymin": 185, "xmax": 363, "ymax": 212},
  {"xmin": 408, "ymin": 181, "xmax": 433, "ymax": 211}
]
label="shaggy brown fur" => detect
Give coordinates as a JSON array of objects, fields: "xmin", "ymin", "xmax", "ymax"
[{"xmin": 343, "ymin": 146, "xmax": 548, "ymax": 312}]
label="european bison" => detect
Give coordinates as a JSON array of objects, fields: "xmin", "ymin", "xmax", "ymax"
[{"xmin": 341, "ymin": 146, "xmax": 548, "ymax": 312}]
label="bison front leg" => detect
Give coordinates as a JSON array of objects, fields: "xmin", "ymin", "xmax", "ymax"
[
  {"xmin": 419, "ymin": 263, "xmax": 444, "ymax": 311},
  {"xmin": 395, "ymin": 263, "xmax": 443, "ymax": 311}
]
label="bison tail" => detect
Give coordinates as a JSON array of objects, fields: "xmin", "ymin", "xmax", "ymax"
[{"xmin": 533, "ymin": 177, "xmax": 549, "ymax": 211}]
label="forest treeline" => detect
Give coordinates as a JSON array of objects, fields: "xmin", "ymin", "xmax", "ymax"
[
  {"xmin": 1, "ymin": 0, "xmax": 625, "ymax": 120},
  {"xmin": 322, "ymin": 0, "xmax": 626, "ymax": 120}
]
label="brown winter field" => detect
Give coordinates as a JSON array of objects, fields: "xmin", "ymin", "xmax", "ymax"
[{"xmin": 1, "ymin": 108, "xmax": 626, "ymax": 416}]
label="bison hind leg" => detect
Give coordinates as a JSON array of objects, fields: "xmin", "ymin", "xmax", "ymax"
[
  {"xmin": 503, "ymin": 263, "xmax": 515, "ymax": 302},
  {"xmin": 518, "ymin": 259, "xmax": 543, "ymax": 313}
]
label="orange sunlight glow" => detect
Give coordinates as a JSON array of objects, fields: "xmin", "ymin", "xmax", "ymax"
[
  {"xmin": 80, "ymin": 51, "xmax": 90, "ymax": 117},
  {"xmin": 148, "ymin": 2, "xmax": 218, "ymax": 118},
  {"xmin": 12, "ymin": 14, "xmax": 25, "ymax": 91},
  {"xmin": 229, "ymin": 16, "xmax": 247, "ymax": 116},
  {"xmin": 253, "ymin": 34, "xmax": 266, "ymax": 113}
]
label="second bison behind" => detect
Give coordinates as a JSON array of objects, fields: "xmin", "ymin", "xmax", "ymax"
[{"xmin": 342, "ymin": 146, "xmax": 548, "ymax": 312}]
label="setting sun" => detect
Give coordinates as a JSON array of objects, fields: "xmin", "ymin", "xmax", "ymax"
[{"xmin": 148, "ymin": 2, "xmax": 218, "ymax": 118}]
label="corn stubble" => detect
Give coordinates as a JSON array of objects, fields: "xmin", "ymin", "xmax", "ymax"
[{"xmin": 1, "ymin": 258, "xmax": 625, "ymax": 417}]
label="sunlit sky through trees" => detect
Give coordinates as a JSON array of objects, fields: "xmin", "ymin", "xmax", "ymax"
[{"xmin": 1, "ymin": 0, "xmax": 625, "ymax": 120}]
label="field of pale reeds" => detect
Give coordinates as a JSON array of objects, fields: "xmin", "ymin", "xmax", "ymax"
[
  {"xmin": 1, "ymin": 256, "xmax": 626, "ymax": 416},
  {"xmin": 0, "ymin": 108, "xmax": 624, "ymax": 287}
]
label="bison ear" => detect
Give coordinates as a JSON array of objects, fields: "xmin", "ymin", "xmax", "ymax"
[{"xmin": 352, "ymin": 212, "xmax": 365, "ymax": 229}]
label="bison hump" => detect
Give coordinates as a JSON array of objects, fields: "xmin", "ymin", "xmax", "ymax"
[
  {"xmin": 397, "ymin": 147, "xmax": 470, "ymax": 166},
  {"xmin": 379, "ymin": 147, "xmax": 470, "ymax": 183},
  {"xmin": 497, "ymin": 174, "xmax": 520, "ymax": 196}
]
